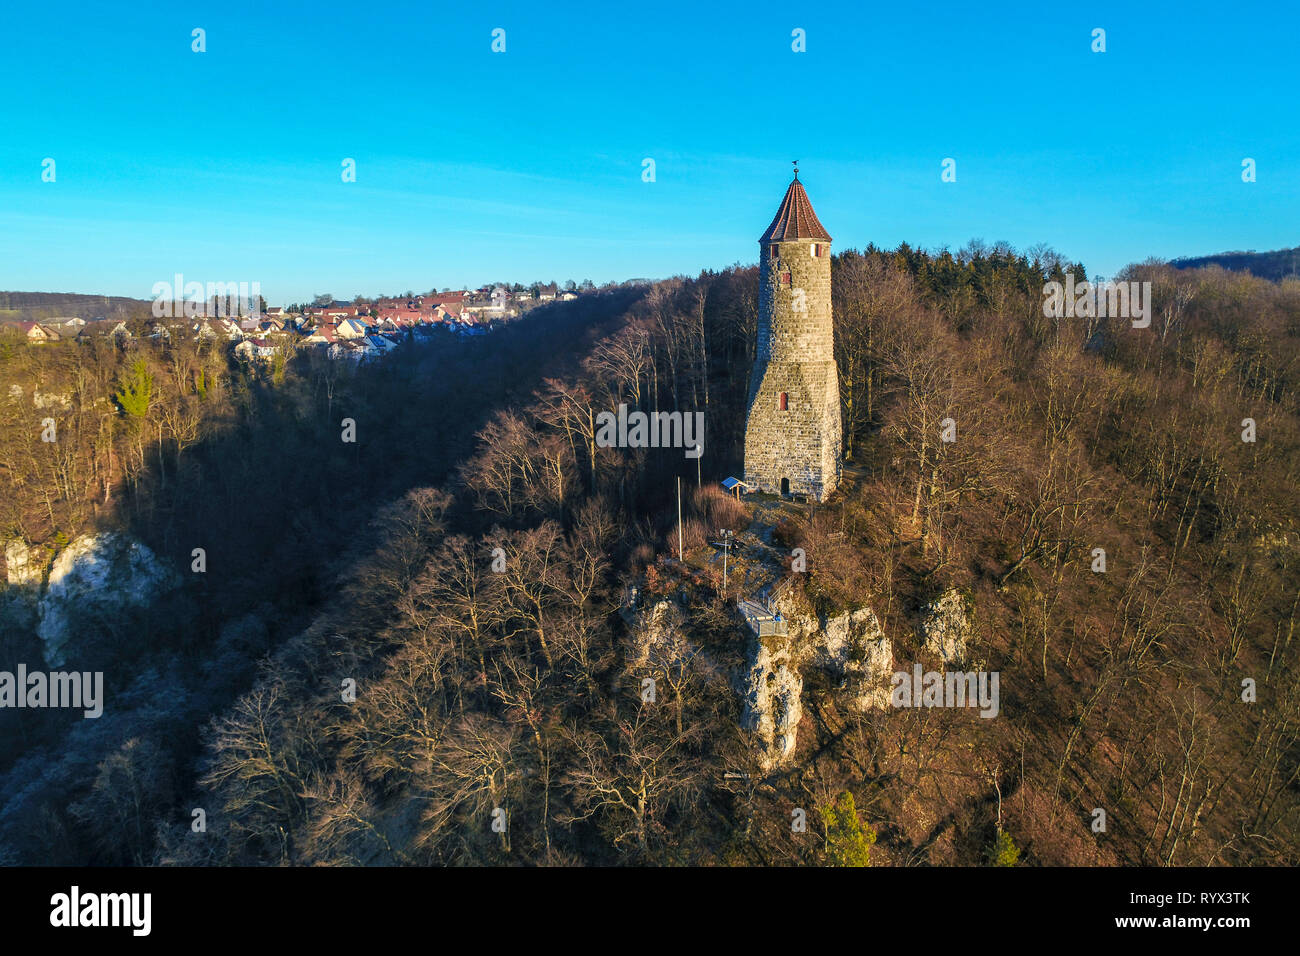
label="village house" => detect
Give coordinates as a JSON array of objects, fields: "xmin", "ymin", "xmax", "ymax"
[
  {"xmin": 366, "ymin": 334, "xmax": 399, "ymax": 355},
  {"xmin": 332, "ymin": 317, "xmax": 366, "ymax": 339},
  {"xmin": 192, "ymin": 318, "xmax": 242, "ymax": 341},
  {"xmin": 468, "ymin": 286, "xmax": 517, "ymax": 316},
  {"xmin": 302, "ymin": 323, "xmax": 338, "ymax": 345},
  {"xmin": 376, "ymin": 307, "xmax": 429, "ymax": 326},
  {"xmin": 15, "ymin": 321, "xmax": 60, "ymax": 343},
  {"xmin": 234, "ymin": 337, "xmax": 278, "ymax": 362}
]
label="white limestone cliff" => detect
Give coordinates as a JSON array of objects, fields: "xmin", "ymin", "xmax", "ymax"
[
  {"xmin": 36, "ymin": 532, "xmax": 180, "ymax": 667},
  {"xmin": 919, "ymin": 589, "xmax": 973, "ymax": 666},
  {"xmin": 740, "ymin": 596, "xmax": 894, "ymax": 772}
]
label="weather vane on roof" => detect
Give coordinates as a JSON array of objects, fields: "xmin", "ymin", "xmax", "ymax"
[{"xmin": 793, "ymin": 160, "xmax": 799, "ymax": 180}]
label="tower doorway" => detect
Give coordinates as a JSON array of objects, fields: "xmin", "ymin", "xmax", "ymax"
[{"xmin": 780, "ymin": 477, "xmax": 790, "ymax": 496}]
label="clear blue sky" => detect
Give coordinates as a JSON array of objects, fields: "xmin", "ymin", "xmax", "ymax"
[{"xmin": 1, "ymin": 0, "xmax": 1295, "ymax": 304}]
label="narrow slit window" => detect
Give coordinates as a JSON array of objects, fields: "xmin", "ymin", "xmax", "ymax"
[{"xmin": 778, "ymin": 392, "xmax": 788, "ymax": 411}]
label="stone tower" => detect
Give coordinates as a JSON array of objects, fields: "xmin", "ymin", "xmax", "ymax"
[{"xmin": 743, "ymin": 170, "xmax": 841, "ymax": 501}]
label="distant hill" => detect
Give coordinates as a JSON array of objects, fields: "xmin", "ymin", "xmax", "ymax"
[
  {"xmin": 0, "ymin": 291, "xmax": 152, "ymax": 326},
  {"xmin": 1170, "ymin": 246, "xmax": 1300, "ymax": 281}
]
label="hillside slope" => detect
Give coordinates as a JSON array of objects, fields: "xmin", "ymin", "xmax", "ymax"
[
  {"xmin": 149, "ymin": 247, "xmax": 1300, "ymax": 866},
  {"xmin": 1171, "ymin": 247, "xmax": 1300, "ymax": 282}
]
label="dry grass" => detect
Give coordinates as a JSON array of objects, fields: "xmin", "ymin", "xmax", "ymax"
[{"xmin": 689, "ymin": 484, "xmax": 750, "ymax": 532}]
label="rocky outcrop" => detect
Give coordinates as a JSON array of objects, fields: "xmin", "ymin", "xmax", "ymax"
[
  {"xmin": 920, "ymin": 589, "xmax": 972, "ymax": 666},
  {"xmin": 739, "ymin": 596, "xmax": 894, "ymax": 772},
  {"xmin": 33, "ymin": 390, "xmax": 73, "ymax": 410},
  {"xmin": 624, "ymin": 597, "xmax": 682, "ymax": 670},
  {"xmin": 740, "ymin": 637, "xmax": 803, "ymax": 769},
  {"xmin": 4, "ymin": 384, "xmax": 73, "ymax": 410},
  {"xmin": 36, "ymin": 533, "xmax": 180, "ymax": 667},
  {"xmin": 4, "ymin": 539, "xmax": 42, "ymax": 587},
  {"xmin": 817, "ymin": 607, "xmax": 894, "ymax": 711}
]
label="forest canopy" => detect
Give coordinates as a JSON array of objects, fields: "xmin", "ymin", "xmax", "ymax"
[{"xmin": 1, "ymin": 246, "xmax": 1297, "ymax": 867}]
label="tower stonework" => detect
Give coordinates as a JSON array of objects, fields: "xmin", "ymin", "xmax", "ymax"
[{"xmin": 743, "ymin": 173, "xmax": 842, "ymax": 501}]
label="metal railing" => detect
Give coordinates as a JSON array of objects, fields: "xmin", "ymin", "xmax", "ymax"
[{"xmin": 753, "ymin": 618, "xmax": 789, "ymax": 637}]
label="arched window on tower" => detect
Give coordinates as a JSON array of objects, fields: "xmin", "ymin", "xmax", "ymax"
[{"xmin": 778, "ymin": 392, "xmax": 788, "ymax": 411}]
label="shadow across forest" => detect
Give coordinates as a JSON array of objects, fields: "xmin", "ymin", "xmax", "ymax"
[{"xmin": 0, "ymin": 289, "xmax": 645, "ymax": 864}]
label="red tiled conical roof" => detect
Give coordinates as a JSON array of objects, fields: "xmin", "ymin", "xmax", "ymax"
[{"xmin": 759, "ymin": 176, "xmax": 831, "ymax": 243}]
